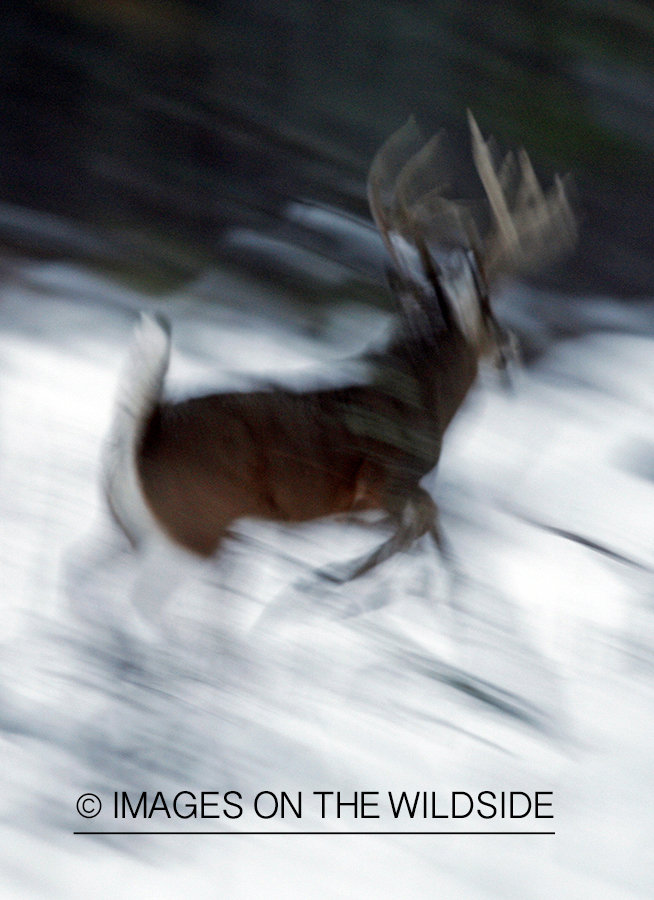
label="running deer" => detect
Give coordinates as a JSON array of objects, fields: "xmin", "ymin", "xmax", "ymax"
[{"xmin": 103, "ymin": 113, "xmax": 575, "ymax": 584}]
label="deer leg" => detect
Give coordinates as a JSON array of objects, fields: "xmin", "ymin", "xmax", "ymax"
[
  {"xmin": 314, "ymin": 520, "xmax": 408, "ymax": 585},
  {"xmin": 254, "ymin": 488, "xmax": 450, "ymax": 630},
  {"xmin": 312, "ymin": 485, "xmax": 442, "ymax": 585}
]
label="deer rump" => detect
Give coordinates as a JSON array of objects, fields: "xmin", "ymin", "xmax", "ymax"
[{"xmin": 103, "ymin": 114, "xmax": 575, "ymax": 583}]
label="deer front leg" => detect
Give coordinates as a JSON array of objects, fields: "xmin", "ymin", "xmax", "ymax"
[
  {"xmin": 312, "ymin": 485, "xmax": 443, "ymax": 585},
  {"xmin": 253, "ymin": 486, "xmax": 447, "ymax": 631}
]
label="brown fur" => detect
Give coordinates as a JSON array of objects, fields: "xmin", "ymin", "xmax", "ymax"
[{"xmin": 138, "ymin": 325, "xmax": 478, "ymax": 560}]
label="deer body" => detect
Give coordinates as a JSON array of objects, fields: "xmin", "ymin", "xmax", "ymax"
[
  {"xmin": 135, "ymin": 308, "xmax": 478, "ymax": 558},
  {"xmin": 104, "ymin": 115, "xmax": 574, "ymax": 581}
]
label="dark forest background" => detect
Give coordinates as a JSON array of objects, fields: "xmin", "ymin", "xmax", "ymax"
[{"xmin": 1, "ymin": 0, "xmax": 653, "ymax": 299}]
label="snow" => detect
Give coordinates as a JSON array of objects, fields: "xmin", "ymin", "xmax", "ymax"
[{"xmin": 0, "ymin": 260, "xmax": 653, "ymax": 898}]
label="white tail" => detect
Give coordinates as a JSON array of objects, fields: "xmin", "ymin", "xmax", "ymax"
[{"xmin": 103, "ymin": 313, "xmax": 171, "ymax": 547}]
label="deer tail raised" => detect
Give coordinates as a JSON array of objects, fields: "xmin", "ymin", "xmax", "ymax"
[{"xmin": 102, "ymin": 312, "xmax": 171, "ymax": 548}]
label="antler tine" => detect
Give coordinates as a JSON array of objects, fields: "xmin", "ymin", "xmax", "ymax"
[
  {"xmin": 515, "ymin": 147, "xmax": 545, "ymax": 209},
  {"xmin": 467, "ymin": 111, "xmax": 520, "ymax": 252},
  {"xmin": 392, "ymin": 132, "xmax": 479, "ymax": 250},
  {"xmin": 367, "ymin": 116, "xmax": 423, "ymax": 257},
  {"xmin": 467, "ymin": 111, "xmax": 577, "ymax": 281},
  {"xmin": 393, "ymin": 133, "xmax": 446, "ymax": 220}
]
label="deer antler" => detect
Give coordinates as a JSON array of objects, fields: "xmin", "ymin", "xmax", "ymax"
[
  {"xmin": 368, "ymin": 113, "xmax": 576, "ymax": 289},
  {"xmin": 367, "ymin": 117, "xmax": 480, "ymax": 289},
  {"xmin": 366, "ymin": 116, "xmax": 424, "ymax": 260},
  {"xmin": 467, "ymin": 111, "xmax": 576, "ymax": 281}
]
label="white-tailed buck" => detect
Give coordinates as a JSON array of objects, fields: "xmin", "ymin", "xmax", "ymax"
[{"xmin": 104, "ymin": 113, "xmax": 575, "ymax": 584}]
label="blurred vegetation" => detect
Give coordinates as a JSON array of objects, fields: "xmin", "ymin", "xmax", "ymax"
[{"xmin": 0, "ymin": 0, "xmax": 653, "ymax": 296}]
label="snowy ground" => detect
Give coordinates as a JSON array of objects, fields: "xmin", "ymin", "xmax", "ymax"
[{"xmin": 1, "ymin": 258, "xmax": 653, "ymax": 898}]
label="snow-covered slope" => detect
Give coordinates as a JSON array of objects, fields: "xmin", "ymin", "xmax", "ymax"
[{"xmin": 0, "ymin": 261, "xmax": 653, "ymax": 899}]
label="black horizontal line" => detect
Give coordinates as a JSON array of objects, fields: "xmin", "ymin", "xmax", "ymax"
[{"xmin": 75, "ymin": 830, "xmax": 555, "ymax": 836}]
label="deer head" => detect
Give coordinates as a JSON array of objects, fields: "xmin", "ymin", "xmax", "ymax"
[{"xmin": 367, "ymin": 112, "xmax": 576, "ymax": 363}]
